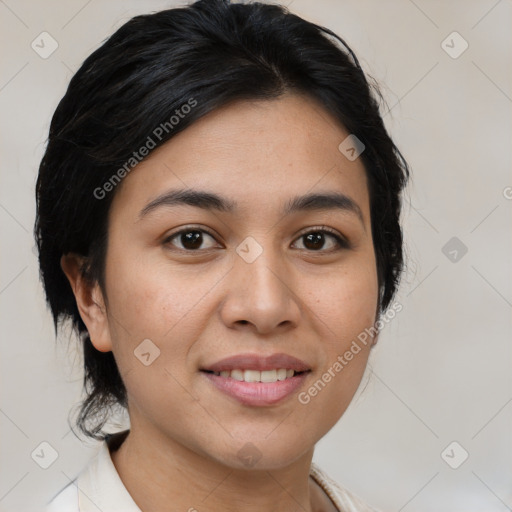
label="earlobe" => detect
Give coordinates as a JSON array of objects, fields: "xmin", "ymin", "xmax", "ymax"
[{"xmin": 60, "ymin": 253, "xmax": 113, "ymax": 353}]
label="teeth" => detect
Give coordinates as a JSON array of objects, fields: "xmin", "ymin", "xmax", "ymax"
[
  {"xmin": 260, "ymin": 369, "xmax": 277, "ymax": 383},
  {"xmin": 212, "ymin": 368, "xmax": 298, "ymax": 382},
  {"xmin": 244, "ymin": 370, "xmax": 260, "ymax": 383},
  {"xmin": 231, "ymin": 369, "xmax": 244, "ymax": 381},
  {"xmin": 277, "ymin": 369, "xmax": 287, "ymax": 381}
]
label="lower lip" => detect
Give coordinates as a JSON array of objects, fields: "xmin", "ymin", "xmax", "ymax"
[{"xmin": 202, "ymin": 371, "xmax": 308, "ymax": 406}]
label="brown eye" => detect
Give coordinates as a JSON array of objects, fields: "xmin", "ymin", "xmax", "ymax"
[
  {"xmin": 164, "ymin": 228, "xmax": 218, "ymax": 251},
  {"xmin": 293, "ymin": 229, "xmax": 348, "ymax": 252},
  {"xmin": 303, "ymin": 232, "xmax": 326, "ymax": 250}
]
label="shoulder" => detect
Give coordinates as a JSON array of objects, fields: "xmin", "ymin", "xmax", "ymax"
[
  {"xmin": 43, "ymin": 430, "xmax": 140, "ymax": 512},
  {"xmin": 44, "ymin": 480, "xmax": 79, "ymax": 512},
  {"xmin": 43, "ymin": 440, "xmax": 103, "ymax": 512},
  {"xmin": 310, "ymin": 462, "xmax": 384, "ymax": 512}
]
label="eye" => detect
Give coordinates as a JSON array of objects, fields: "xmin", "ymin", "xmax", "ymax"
[
  {"xmin": 163, "ymin": 226, "xmax": 350, "ymax": 253},
  {"xmin": 292, "ymin": 227, "xmax": 349, "ymax": 252},
  {"xmin": 163, "ymin": 227, "xmax": 220, "ymax": 251}
]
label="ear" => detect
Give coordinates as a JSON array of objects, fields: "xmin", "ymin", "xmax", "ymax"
[
  {"xmin": 371, "ymin": 331, "xmax": 380, "ymax": 347},
  {"xmin": 60, "ymin": 253, "xmax": 112, "ymax": 353}
]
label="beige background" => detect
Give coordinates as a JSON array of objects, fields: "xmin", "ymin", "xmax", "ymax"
[{"xmin": 1, "ymin": 1, "xmax": 511, "ymax": 511}]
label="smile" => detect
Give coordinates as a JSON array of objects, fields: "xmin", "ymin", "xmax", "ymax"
[
  {"xmin": 200, "ymin": 352, "xmax": 312, "ymax": 406},
  {"xmin": 209, "ymin": 368, "xmax": 298, "ymax": 383}
]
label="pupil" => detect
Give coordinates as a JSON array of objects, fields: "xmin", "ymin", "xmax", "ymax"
[
  {"xmin": 304, "ymin": 232, "xmax": 324, "ymax": 250},
  {"xmin": 182, "ymin": 231, "xmax": 202, "ymax": 249},
  {"xmin": 179, "ymin": 231, "xmax": 326, "ymax": 251}
]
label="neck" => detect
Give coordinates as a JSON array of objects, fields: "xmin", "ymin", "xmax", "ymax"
[{"xmin": 109, "ymin": 423, "xmax": 332, "ymax": 512}]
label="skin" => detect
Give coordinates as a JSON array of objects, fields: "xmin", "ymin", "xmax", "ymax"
[{"xmin": 62, "ymin": 93, "xmax": 380, "ymax": 512}]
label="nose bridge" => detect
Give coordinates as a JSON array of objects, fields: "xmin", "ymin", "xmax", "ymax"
[
  {"xmin": 237, "ymin": 234, "xmax": 287, "ymax": 303},
  {"xmin": 220, "ymin": 234, "xmax": 301, "ymax": 332}
]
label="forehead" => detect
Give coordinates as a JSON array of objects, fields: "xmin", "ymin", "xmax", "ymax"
[{"xmin": 110, "ymin": 93, "xmax": 370, "ymax": 222}]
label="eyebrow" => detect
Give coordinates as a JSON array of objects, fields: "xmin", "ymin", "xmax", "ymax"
[{"xmin": 139, "ymin": 188, "xmax": 365, "ymax": 226}]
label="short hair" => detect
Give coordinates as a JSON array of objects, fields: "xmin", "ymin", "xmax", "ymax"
[{"xmin": 35, "ymin": 0, "xmax": 410, "ymax": 440}]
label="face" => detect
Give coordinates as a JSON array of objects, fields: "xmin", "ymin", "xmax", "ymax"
[{"xmin": 76, "ymin": 93, "xmax": 379, "ymax": 470}]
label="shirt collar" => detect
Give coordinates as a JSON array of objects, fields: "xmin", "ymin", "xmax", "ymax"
[{"xmin": 76, "ymin": 430, "xmax": 141, "ymax": 512}]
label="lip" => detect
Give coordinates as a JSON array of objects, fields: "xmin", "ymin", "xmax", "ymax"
[
  {"xmin": 200, "ymin": 352, "xmax": 311, "ymax": 407},
  {"xmin": 201, "ymin": 352, "xmax": 311, "ymax": 373},
  {"xmin": 202, "ymin": 371, "xmax": 309, "ymax": 406}
]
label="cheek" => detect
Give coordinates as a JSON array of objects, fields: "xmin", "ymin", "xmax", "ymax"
[
  {"xmin": 102, "ymin": 256, "xmax": 203, "ymax": 413},
  {"xmin": 103, "ymin": 250, "xmax": 226, "ymax": 380},
  {"xmin": 104, "ymin": 250, "xmax": 199, "ymax": 336},
  {"xmin": 309, "ymin": 253, "xmax": 379, "ymax": 339},
  {"xmin": 304, "ymin": 252, "xmax": 378, "ymax": 394}
]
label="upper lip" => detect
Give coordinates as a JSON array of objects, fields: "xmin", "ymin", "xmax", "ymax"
[{"xmin": 201, "ymin": 353, "xmax": 311, "ymax": 373}]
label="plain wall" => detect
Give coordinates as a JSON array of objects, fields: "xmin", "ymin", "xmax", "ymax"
[{"xmin": 1, "ymin": 1, "xmax": 510, "ymax": 511}]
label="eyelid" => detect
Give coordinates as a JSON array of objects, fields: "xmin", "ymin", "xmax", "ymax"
[
  {"xmin": 162, "ymin": 224, "xmax": 350, "ymax": 251},
  {"xmin": 296, "ymin": 225, "xmax": 347, "ymax": 242},
  {"xmin": 162, "ymin": 225, "xmax": 219, "ymax": 246},
  {"xmin": 293, "ymin": 225, "xmax": 350, "ymax": 250}
]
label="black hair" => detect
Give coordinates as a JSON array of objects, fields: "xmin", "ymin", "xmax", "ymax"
[{"xmin": 35, "ymin": 0, "xmax": 410, "ymax": 440}]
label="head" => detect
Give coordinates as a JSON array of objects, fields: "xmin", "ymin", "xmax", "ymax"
[{"xmin": 35, "ymin": 0, "xmax": 409, "ymax": 468}]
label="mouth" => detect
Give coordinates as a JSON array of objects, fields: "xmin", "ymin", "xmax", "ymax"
[
  {"xmin": 201, "ymin": 368, "xmax": 306, "ymax": 383},
  {"xmin": 200, "ymin": 353, "xmax": 311, "ymax": 406}
]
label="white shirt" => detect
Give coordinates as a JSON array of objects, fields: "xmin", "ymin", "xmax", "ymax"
[{"xmin": 44, "ymin": 431, "xmax": 382, "ymax": 512}]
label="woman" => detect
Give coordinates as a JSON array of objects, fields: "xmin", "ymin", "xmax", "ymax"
[{"xmin": 35, "ymin": 0, "xmax": 410, "ymax": 510}]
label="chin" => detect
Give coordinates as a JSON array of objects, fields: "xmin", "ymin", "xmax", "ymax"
[{"xmin": 204, "ymin": 432, "xmax": 316, "ymax": 472}]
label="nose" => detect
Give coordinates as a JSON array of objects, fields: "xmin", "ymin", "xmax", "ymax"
[{"xmin": 219, "ymin": 243, "xmax": 302, "ymax": 335}]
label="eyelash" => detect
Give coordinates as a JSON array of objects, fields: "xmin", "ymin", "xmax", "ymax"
[{"xmin": 162, "ymin": 225, "xmax": 350, "ymax": 253}]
